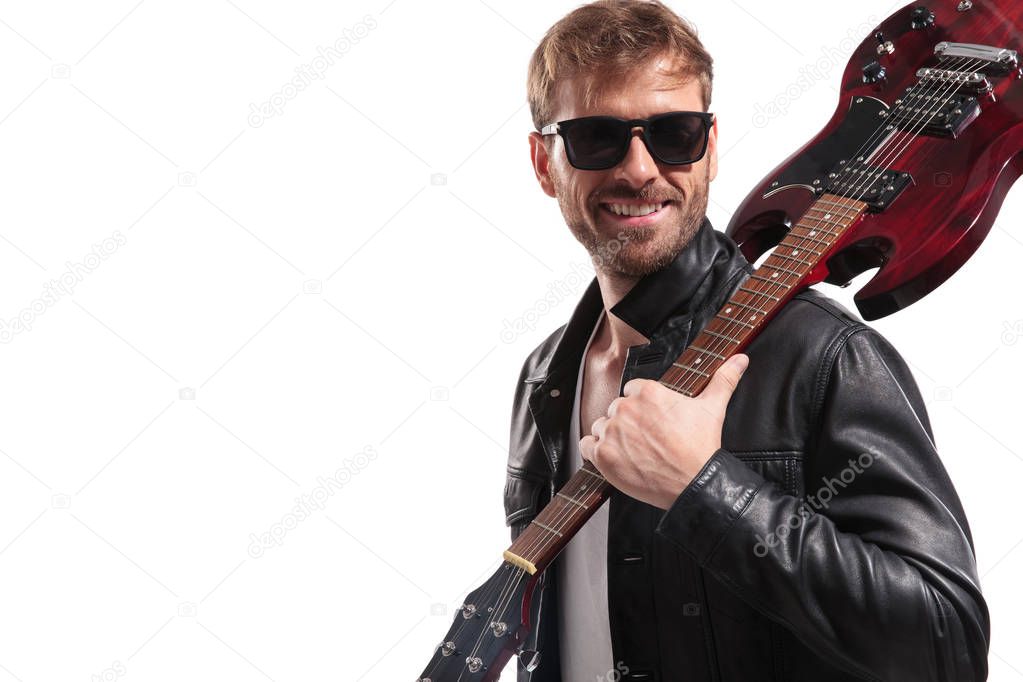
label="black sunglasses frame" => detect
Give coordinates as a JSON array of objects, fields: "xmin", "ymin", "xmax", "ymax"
[{"xmin": 540, "ymin": 110, "xmax": 715, "ymax": 171}]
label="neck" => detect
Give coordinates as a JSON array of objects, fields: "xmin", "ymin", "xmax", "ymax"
[
  {"xmin": 592, "ymin": 265, "xmax": 651, "ymax": 356},
  {"xmin": 503, "ymin": 192, "xmax": 870, "ymax": 576}
]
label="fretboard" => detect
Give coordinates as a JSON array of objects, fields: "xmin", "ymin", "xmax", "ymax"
[{"xmin": 503, "ymin": 193, "xmax": 868, "ymax": 575}]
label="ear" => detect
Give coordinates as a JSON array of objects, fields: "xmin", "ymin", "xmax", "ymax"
[
  {"xmin": 529, "ymin": 131, "xmax": 557, "ymax": 198},
  {"xmin": 707, "ymin": 116, "xmax": 718, "ymax": 183}
]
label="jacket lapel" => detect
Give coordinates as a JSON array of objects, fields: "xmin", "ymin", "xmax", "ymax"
[{"xmin": 522, "ymin": 216, "xmax": 753, "ymax": 485}]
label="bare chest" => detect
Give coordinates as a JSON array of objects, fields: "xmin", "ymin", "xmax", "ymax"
[{"xmin": 577, "ymin": 351, "xmax": 626, "ymax": 440}]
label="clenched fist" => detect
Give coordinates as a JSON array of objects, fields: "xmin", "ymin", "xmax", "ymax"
[{"xmin": 579, "ymin": 353, "xmax": 750, "ymax": 510}]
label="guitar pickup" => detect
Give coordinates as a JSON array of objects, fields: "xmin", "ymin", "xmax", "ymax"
[
  {"xmin": 825, "ymin": 160, "xmax": 913, "ymax": 212},
  {"xmin": 891, "ymin": 91, "xmax": 980, "ymax": 139}
]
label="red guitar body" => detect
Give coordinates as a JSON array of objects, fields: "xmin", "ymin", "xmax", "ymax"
[
  {"xmin": 726, "ymin": 1, "xmax": 1023, "ymax": 320},
  {"xmin": 417, "ymin": 1, "xmax": 1023, "ymax": 679}
]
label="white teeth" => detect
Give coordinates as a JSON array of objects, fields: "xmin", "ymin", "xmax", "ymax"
[{"xmin": 607, "ymin": 202, "xmax": 662, "ymax": 216}]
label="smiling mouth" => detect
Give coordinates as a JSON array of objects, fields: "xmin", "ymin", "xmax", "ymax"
[{"xmin": 599, "ymin": 200, "xmax": 673, "ymax": 217}]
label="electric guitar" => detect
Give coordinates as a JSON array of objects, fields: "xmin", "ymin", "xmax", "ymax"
[{"xmin": 417, "ymin": 1, "xmax": 1023, "ymax": 678}]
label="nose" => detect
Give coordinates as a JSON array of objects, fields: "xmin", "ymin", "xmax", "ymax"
[{"xmin": 614, "ymin": 127, "xmax": 659, "ymax": 188}]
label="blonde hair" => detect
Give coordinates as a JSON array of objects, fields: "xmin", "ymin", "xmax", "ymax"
[{"xmin": 526, "ymin": 0, "xmax": 713, "ymax": 131}]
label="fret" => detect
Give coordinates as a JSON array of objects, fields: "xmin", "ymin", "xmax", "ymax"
[
  {"xmin": 793, "ymin": 218, "xmax": 840, "ymax": 232},
  {"xmin": 688, "ymin": 344, "xmax": 726, "ymax": 360},
  {"xmin": 659, "ymin": 379, "xmax": 688, "ymax": 394},
  {"xmin": 770, "ymin": 252, "xmax": 812, "ymax": 266},
  {"xmin": 801, "ymin": 206, "xmax": 844, "ymax": 219},
  {"xmin": 715, "ymin": 312, "xmax": 756, "ymax": 329},
  {"xmin": 578, "ymin": 466, "xmax": 605, "ymax": 481},
  {"xmin": 749, "ymin": 273, "xmax": 792, "ymax": 287},
  {"xmin": 784, "ymin": 230, "xmax": 831, "ymax": 249},
  {"xmin": 795, "ymin": 221, "xmax": 840, "ymax": 238},
  {"xmin": 702, "ymin": 328, "xmax": 741, "ymax": 343},
  {"xmin": 814, "ymin": 198, "xmax": 862, "ymax": 211},
  {"xmin": 775, "ymin": 243, "xmax": 822, "ymax": 257},
  {"xmin": 756, "ymin": 261, "xmax": 802, "ymax": 277},
  {"xmin": 739, "ymin": 285, "xmax": 780, "ymax": 301},
  {"xmin": 672, "ymin": 361, "xmax": 710, "ymax": 377},
  {"xmin": 533, "ymin": 521, "xmax": 563, "ymax": 537},
  {"xmin": 722, "ymin": 299, "xmax": 764, "ymax": 314},
  {"xmin": 556, "ymin": 491, "xmax": 587, "ymax": 508},
  {"xmin": 801, "ymin": 207, "xmax": 846, "ymax": 222}
]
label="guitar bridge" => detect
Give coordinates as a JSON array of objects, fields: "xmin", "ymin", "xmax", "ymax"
[{"xmin": 934, "ymin": 41, "xmax": 1019, "ymax": 75}]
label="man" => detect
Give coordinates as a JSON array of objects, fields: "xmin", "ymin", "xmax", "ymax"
[{"xmin": 505, "ymin": 1, "xmax": 990, "ymax": 680}]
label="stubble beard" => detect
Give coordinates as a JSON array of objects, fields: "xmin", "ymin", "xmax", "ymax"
[{"xmin": 554, "ymin": 166, "xmax": 710, "ymax": 279}]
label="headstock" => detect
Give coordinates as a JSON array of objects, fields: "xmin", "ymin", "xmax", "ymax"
[{"xmin": 415, "ymin": 562, "xmax": 538, "ymax": 681}]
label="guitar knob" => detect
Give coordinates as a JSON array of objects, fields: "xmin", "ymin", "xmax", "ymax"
[
  {"xmin": 518, "ymin": 649, "xmax": 542, "ymax": 672},
  {"xmin": 862, "ymin": 60, "xmax": 887, "ymax": 84},
  {"xmin": 910, "ymin": 7, "xmax": 935, "ymax": 29}
]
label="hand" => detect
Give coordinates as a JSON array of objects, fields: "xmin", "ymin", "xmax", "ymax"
[{"xmin": 579, "ymin": 353, "xmax": 750, "ymax": 510}]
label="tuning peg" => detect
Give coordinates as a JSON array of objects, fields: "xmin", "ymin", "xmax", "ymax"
[{"xmin": 518, "ymin": 648, "xmax": 542, "ymax": 672}]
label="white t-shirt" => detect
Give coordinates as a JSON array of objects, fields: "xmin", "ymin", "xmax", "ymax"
[{"xmin": 557, "ymin": 308, "xmax": 615, "ymax": 681}]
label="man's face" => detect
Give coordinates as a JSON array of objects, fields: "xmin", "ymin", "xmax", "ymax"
[{"xmin": 529, "ymin": 56, "xmax": 717, "ymax": 278}]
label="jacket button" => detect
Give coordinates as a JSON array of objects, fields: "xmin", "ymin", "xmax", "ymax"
[
  {"xmin": 549, "ymin": 388, "xmax": 561, "ymax": 397},
  {"xmin": 683, "ymin": 602, "xmax": 701, "ymax": 616}
]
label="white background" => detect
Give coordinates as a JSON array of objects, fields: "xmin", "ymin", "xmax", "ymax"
[{"xmin": 0, "ymin": 0, "xmax": 1020, "ymax": 680}]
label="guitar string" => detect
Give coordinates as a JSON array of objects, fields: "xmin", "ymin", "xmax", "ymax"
[
  {"xmin": 508, "ymin": 54, "xmax": 981, "ymax": 599},
  {"xmin": 513, "ymin": 54, "xmax": 979, "ymax": 566},
  {"xmin": 493, "ymin": 56, "xmax": 981, "ymax": 628},
  {"xmin": 450, "ymin": 55, "xmax": 981, "ymax": 679},
  {"xmin": 441, "ymin": 52, "xmax": 986, "ymax": 679},
  {"xmin": 481, "ymin": 65, "xmax": 988, "ymax": 670},
  {"xmin": 667, "ymin": 54, "xmax": 981, "ymax": 395}
]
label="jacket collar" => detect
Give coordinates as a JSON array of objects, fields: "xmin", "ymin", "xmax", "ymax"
[
  {"xmin": 526, "ymin": 215, "xmax": 750, "ymax": 383},
  {"xmin": 523, "ymin": 216, "xmax": 753, "ymax": 478}
]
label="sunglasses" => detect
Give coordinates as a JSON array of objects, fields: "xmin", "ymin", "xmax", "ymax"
[{"xmin": 540, "ymin": 110, "xmax": 714, "ymax": 171}]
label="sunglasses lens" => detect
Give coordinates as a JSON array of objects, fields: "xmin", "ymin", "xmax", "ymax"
[
  {"xmin": 649, "ymin": 113, "xmax": 708, "ymax": 163},
  {"xmin": 564, "ymin": 119, "xmax": 627, "ymax": 169}
]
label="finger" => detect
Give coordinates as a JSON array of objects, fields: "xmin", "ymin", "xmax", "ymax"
[
  {"xmin": 622, "ymin": 378, "xmax": 651, "ymax": 397},
  {"xmin": 579, "ymin": 435, "xmax": 594, "ymax": 462},
  {"xmin": 606, "ymin": 396, "xmax": 623, "ymax": 418},
  {"xmin": 591, "ymin": 416, "xmax": 607, "ymax": 441},
  {"xmin": 698, "ymin": 353, "xmax": 749, "ymax": 409}
]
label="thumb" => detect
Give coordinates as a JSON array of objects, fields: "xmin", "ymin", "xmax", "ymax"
[{"xmin": 699, "ymin": 353, "xmax": 749, "ymax": 408}]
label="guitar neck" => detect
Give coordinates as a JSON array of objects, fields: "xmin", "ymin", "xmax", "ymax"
[{"xmin": 503, "ymin": 194, "xmax": 869, "ymax": 575}]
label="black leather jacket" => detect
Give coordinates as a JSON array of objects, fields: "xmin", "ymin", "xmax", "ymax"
[{"xmin": 504, "ymin": 217, "xmax": 990, "ymax": 681}]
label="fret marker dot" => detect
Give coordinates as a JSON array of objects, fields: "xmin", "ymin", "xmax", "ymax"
[
  {"xmin": 792, "ymin": 249, "xmax": 800, "ymax": 256},
  {"xmin": 750, "ymin": 315, "xmax": 757, "ymax": 321},
  {"xmin": 725, "ymin": 307, "xmax": 732, "ymax": 313},
  {"xmin": 694, "ymin": 358, "xmax": 702, "ymax": 364},
  {"xmin": 771, "ymin": 272, "xmax": 779, "ymax": 278},
  {"xmin": 809, "ymin": 230, "xmax": 816, "ymax": 237},
  {"xmin": 824, "ymin": 213, "xmax": 832, "ymax": 219}
]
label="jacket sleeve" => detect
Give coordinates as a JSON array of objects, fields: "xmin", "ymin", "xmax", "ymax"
[{"xmin": 654, "ymin": 325, "xmax": 990, "ymax": 681}]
